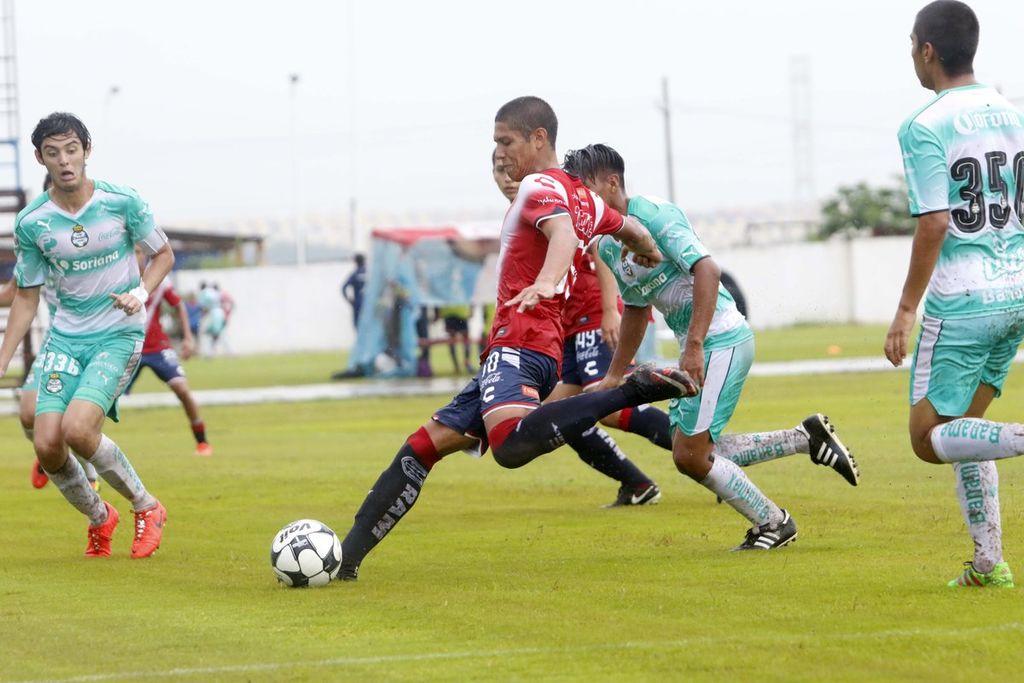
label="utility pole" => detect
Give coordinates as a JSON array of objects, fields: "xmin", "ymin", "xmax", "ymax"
[
  {"xmin": 657, "ymin": 76, "xmax": 676, "ymax": 203},
  {"xmin": 288, "ymin": 73, "xmax": 304, "ymax": 266},
  {"xmin": 790, "ymin": 55, "xmax": 815, "ymax": 206}
]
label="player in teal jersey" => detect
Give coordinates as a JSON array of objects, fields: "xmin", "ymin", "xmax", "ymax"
[
  {"xmin": 564, "ymin": 144, "xmax": 860, "ymax": 550},
  {"xmin": 885, "ymin": 1, "xmax": 1024, "ymax": 588},
  {"xmin": 0, "ymin": 112, "xmax": 174, "ymax": 559}
]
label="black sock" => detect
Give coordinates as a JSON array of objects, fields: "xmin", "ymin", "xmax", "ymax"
[
  {"xmin": 568, "ymin": 426, "xmax": 652, "ymax": 487},
  {"xmin": 493, "ymin": 387, "xmax": 632, "ymax": 469},
  {"xmin": 340, "ymin": 444, "xmax": 431, "ymax": 578},
  {"xmin": 623, "ymin": 405, "xmax": 673, "ymax": 450}
]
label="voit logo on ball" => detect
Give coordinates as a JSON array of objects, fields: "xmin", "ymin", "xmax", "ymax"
[{"xmin": 70, "ymin": 224, "xmax": 89, "ymax": 248}]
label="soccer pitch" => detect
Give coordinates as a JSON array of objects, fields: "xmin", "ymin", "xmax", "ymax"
[{"xmin": 2, "ymin": 360, "xmax": 1023, "ymax": 680}]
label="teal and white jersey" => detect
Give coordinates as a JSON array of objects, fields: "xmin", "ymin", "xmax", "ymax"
[
  {"xmin": 14, "ymin": 180, "xmax": 168, "ymax": 337},
  {"xmin": 597, "ymin": 195, "xmax": 751, "ymax": 351},
  {"xmin": 898, "ymin": 84, "xmax": 1024, "ymax": 318},
  {"xmin": 42, "ymin": 272, "xmax": 58, "ymax": 319}
]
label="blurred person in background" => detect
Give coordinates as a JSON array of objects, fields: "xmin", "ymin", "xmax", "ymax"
[
  {"xmin": 342, "ymin": 253, "xmax": 367, "ymax": 331},
  {"xmin": 198, "ymin": 281, "xmax": 226, "ymax": 356}
]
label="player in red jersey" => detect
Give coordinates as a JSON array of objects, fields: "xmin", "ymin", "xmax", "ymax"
[
  {"xmin": 124, "ymin": 247, "xmax": 212, "ymax": 456},
  {"xmin": 337, "ymin": 96, "xmax": 697, "ymax": 580},
  {"xmin": 491, "ymin": 151, "xmax": 666, "ymax": 507}
]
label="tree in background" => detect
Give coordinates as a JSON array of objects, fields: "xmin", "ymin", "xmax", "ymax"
[{"xmin": 819, "ymin": 178, "xmax": 916, "ymax": 238}]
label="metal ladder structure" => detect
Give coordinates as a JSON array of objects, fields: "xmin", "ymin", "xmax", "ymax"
[{"xmin": 0, "ymin": 0, "xmax": 31, "ymax": 388}]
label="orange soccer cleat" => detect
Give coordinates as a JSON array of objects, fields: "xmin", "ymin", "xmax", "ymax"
[
  {"xmin": 85, "ymin": 502, "xmax": 120, "ymax": 558},
  {"xmin": 130, "ymin": 501, "xmax": 167, "ymax": 559},
  {"xmin": 30, "ymin": 459, "xmax": 49, "ymax": 489},
  {"xmin": 194, "ymin": 442, "xmax": 214, "ymax": 457}
]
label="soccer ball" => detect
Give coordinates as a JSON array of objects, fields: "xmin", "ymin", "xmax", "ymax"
[{"xmin": 270, "ymin": 519, "xmax": 342, "ymax": 587}]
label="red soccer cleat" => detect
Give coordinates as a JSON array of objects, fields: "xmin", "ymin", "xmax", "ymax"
[
  {"xmin": 130, "ymin": 501, "xmax": 167, "ymax": 559},
  {"xmin": 85, "ymin": 502, "xmax": 120, "ymax": 558},
  {"xmin": 194, "ymin": 442, "xmax": 214, "ymax": 457},
  {"xmin": 31, "ymin": 459, "xmax": 49, "ymax": 489}
]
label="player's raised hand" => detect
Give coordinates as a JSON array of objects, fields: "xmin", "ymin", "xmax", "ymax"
[
  {"xmin": 884, "ymin": 307, "xmax": 916, "ymax": 367},
  {"xmin": 506, "ymin": 280, "xmax": 557, "ymax": 313},
  {"xmin": 682, "ymin": 340, "xmax": 705, "ymax": 388},
  {"xmin": 110, "ymin": 286, "xmax": 148, "ymax": 317},
  {"xmin": 181, "ymin": 335, "xmax": 195, "ymax": 360}
]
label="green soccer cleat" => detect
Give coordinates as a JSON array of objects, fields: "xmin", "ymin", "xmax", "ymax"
[{"xmin": 947, "ymin": 561, "xmax": 1015, "ymax": 588}]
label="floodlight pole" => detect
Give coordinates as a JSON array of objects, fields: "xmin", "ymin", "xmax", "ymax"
[
  {"xmin": 289, "ymin": 73, "xmax": 305, "ymax": 266},
  {"xmin": 658, "ymin": 76, "xmax": 676, "ymax": 203}
]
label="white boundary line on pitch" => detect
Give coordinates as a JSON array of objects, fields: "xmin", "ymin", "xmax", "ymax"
[
  {"xmin": 8, "ymin": 622, "xmax": 1022, "ymax": 683},
  {"xmin": 1, "ymin": 351, "xmax": 1022, "ymax": 417}
]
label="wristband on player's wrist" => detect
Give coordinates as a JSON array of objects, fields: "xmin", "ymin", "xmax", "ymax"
[{"xmin": 128, "ymin": 286, "xmax": 149, "ymax": 304}]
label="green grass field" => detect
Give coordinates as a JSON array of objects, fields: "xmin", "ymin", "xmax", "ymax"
[{"xmin": 2, "ymin": 324, "xmax": 1022, "ymax": 682}]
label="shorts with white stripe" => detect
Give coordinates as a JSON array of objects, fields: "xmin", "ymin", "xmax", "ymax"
[
  {"xmin": 909, "ymin": 310, "xmax": 1024, "ymax": 416},
  {"xmin": 669, "ymin": 337, "xmax": 754, "ymax": 441},
  {"xmin": 34, "ymin": 331, "xmax": 145, "ymax": 423}
]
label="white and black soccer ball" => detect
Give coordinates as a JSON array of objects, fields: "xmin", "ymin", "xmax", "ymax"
[{"xmin": 270, "ymin": 519, "xmax": 342, "ymax": 588}]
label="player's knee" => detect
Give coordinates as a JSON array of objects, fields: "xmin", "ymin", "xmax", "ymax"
[
  {"xmin": 60, "ymin": 417, "xmax": 95, "ymax": 454},
  {"xmin": 910, "ymin": 427, "xmax": 943, "ymax": 464},
  {"xmin": 492, "ymin": 443, "xmax": 531, "ymax": 469},
  {"xmin": 33, "ymin": 428, "xmax": 63, "ymax": 464},
  {"xmin": 672, "ymin": 434, "xmax": 713, "ymax": 479},
  {"xmin": 18, "ymin": 401, "xmax": 35, "ymax": 432}
]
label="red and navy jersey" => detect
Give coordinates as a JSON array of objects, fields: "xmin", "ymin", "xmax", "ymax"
[
  {"xmin": 561, "ymin": 249, "xmax": 624, "ymax": 338},
  {"xmin": 484, "ymin": 168, "xmax": 624, "ymax": 364},
  {"xmin": 142, "ymin": 281, "xmax": 181, "ymax": 354}
]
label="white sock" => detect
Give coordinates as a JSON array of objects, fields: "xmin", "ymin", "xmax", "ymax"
[
  {"xmin": 74, "ymin": 453, "xmax": 98, "ymax": 482},
  {"xmin": 699, "ymin": 457, "xmax": 783, "ymax": 527},
  {"xmin": 87, "ymin": 434, "xmax": 156, "ymax": 512},
  {"xmin": 954, "ymin": 461, "xmax": 1003, "ymax": 574},
  {"xmin": 930, "ymin": 418, "xmax": 1024, "ymax": 463},
  {"xmin": 45, "ymin": 456, "xmax": 107, "ymax": 526},
  {"xmin": 714, "ymin": 428, "xmax": 809, "ymax": 467}
]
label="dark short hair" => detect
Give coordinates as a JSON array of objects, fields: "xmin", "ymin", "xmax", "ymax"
[
  {"xmin": 914, "ymin": 0, "xmax": 979, "ymax": 76},
  {"xmin": 562, "ymin": 144, "xmax": 626, "ymax": 186},
  {"xmin": 31, "ymin": 112, "xmax": 92, "ymax": 152},
  {"xmin": 495, "ymin": 96, "xmax": 558, "ymax": 147},
  {"xmin": 354, "ymin": 253, "xmax": 366, "ymax": 266}
]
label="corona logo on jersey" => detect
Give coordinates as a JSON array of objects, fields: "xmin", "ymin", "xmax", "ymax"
[
  {"xmin": 953, "ymin": 109, "xmax": 1023, "ymax": 136},
  {"xmin": 70, "ymin": 224, "xmax": 89, "ymax": 248},
  {"xmin": 45, "ymin": 372, "xmax": 63, "ymax": 394}
]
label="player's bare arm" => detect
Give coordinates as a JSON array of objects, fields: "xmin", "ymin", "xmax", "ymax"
[
  {"xmin": 0, "ymin": 285, "xmax": 41, "ymax": 377},
  {"xmin": 505, "ymin": 214, "xmax": 577, "ymax": 313},
  {"xmin": 683, "ymin": 257, "xmax": 721, "ymax": 388},
  {"xmin": 884, "ymin": 210, "xmax": 947, "ymax": 367},
  {"xmin": 110, "ymin": 243, "xmax": 175, "ymax": 316},
  {"xmin": 592, "ymin": 244, "xmax": 621, "ymax": 350},
  {"xmin": 177, "ymin": 301, "xmax": 195, "ymax": 359},
  {"xmin": 598, "ymin": 304, "xmax": 651, "ymax": 390},
  {"xmin": 615, "ymin": 216, "xmax": 662, "ymax": 268}
]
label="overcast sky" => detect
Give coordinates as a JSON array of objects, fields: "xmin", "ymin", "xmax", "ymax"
[{"xmin": 13, "ymin": 0, "xmax": 1024, "ymax": 232}]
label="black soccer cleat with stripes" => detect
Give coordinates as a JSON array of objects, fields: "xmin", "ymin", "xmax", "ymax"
[
  {"xmin": 732, "ymin": 509, "xmax": 798, "ymax": 551},
  {"xmin": 800, "ymin": 413, "xmax": 860, "ymax": 486}
]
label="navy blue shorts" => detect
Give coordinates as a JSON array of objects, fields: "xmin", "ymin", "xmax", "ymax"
[
  {"xmin": 126, "ymin": 349, "xmax": 185, "ymax": 392},
  {"xmin": 560, "ymin": 329, "xmax": 615, "ymax": 388},
  {"xmin": 432, "ymin": 346, "xmax": 558, "ymax": 452}
]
